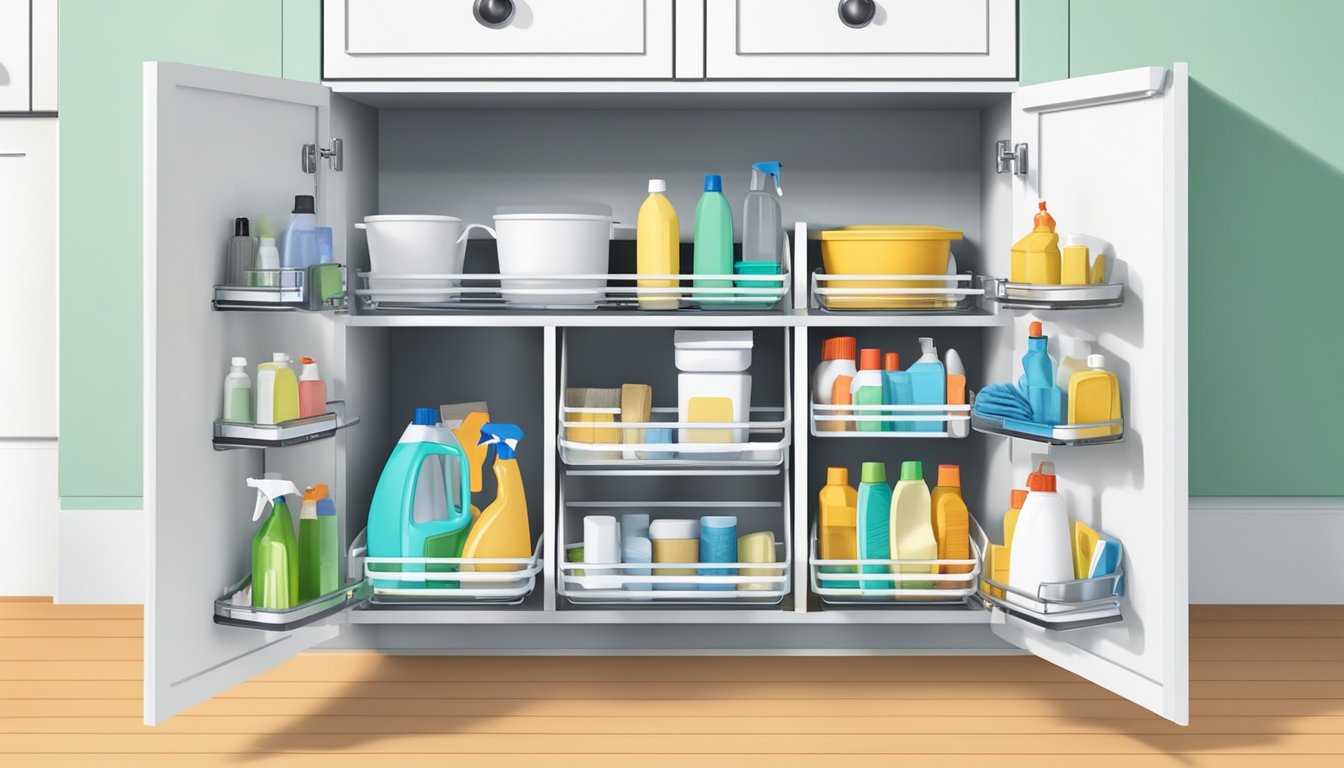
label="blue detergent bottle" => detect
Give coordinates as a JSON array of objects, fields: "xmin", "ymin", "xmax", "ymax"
[
  {"xmin": 366, "ymin": 407, "xmax": 472, "ymax": 589},
  {"xmin": 1018, "ymin": 321, "xmax": 1064, "ymax": 425},
  {"xmin": 908, "ymin": 337, "xmax": 946, "ymax": 433}
]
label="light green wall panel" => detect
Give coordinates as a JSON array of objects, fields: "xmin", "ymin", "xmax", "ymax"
[
  {"xmin": 1069, "ymin": 0, "xmax": 1344, "ymax": 495},
  {"xmin": 59, "ymin": 0, "xmax": 285, "ymax": 505},
  {"xmin": 1018, "ymin": 0, "xmax": 1069, "ymax": 84},
  {"xmin": 283, "ymin": 0, "xmax": 321, "ymax": 82}
]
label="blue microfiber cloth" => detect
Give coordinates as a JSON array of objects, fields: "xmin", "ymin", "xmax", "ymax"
[{"xmin": 973, "ymin": 383, "xmax": 1034, "ymax": 421}]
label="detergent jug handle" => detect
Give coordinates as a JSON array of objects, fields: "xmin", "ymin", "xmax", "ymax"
[{"xmin": 402, "ymin": 441, "xmax": 473, "ymax": 527}]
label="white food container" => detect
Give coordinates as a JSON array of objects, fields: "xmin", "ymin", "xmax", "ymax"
[
  {"xmin": 678, "ymin": 372, "xmax": 752, "ymax": 446},
  {"xmin": 673, "ymin": 330, "xmax": 754, "ymax": 372},
  {"xmin": 357, "ymin": 214, "xmax": 470, "ymax": 303},
  {"xmin": 465, "ymin": 204, "xmax": 613, "ymax": 306}
]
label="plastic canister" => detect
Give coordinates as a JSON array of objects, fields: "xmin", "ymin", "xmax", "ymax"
[
  {"xmin": 699, "ymin": 516, "xmax": 738, "ymax": 591},
  {"xmin": 582, "ymin": 515, "xmax": 622, "ymax": 589},
  {"xmin": 650, "ymin": 518, "xmax": 700, "ymax": 590},
  {"xmin": 678, "ymin": 373, "xmax": 751, "ymax": 445},
  {"xmin": 674, "ymin": 330, "xmax": 753, "ymax": 372}
]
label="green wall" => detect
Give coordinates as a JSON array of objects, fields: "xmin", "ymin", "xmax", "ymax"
[{"xmin": 58, "ymin": 0, "xmax": 319, "ymax": 508}]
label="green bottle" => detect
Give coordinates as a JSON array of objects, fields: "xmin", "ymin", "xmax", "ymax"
[
  {"xmin": 248, "ymin": 477, "xmax": 301, "ymax": 610},
  {"xmin": 298, "ymin": 484, "xmax": 341, "ymax": 601},
  {"xmin": 692, "ymin": 174, "xmax": 734, "ymax": 306}
]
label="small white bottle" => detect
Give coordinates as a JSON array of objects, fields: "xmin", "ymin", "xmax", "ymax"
[{"xmin": 222, "ymin": 357, "xmax": 252, "ymax": 423}]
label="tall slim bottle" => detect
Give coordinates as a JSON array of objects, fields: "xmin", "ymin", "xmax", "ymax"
[
  {"xmin": 692, "ymin": 174, "xmax": 734, "ymax": 306},
  {"xmin": 637, "ymin": 179, "xmax": 680, "ymax": 310}
]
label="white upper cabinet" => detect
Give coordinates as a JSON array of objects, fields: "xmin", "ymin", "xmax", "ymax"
[
  {"xmin": 706, "ymin": 0, "xmax": 1017, "ymax": 79},
  {"xmin": 0, "ymin": 0, "xmax": 31, "ymax": 110},
  {"xmin": 324, "ymin": 0, "xmax": 676, "ymax": 79},
  {"xmin": 32, "ymin": 0, "xmax": 57, "ymax": 111}
]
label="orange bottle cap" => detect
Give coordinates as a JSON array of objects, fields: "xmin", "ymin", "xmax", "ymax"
[
  {"xmin": 826, "ymin": 466, "xmax": 849, "ymax": 486},
  {"xmin": 300, "ymin": 356, "xmax": 315, "ymax": 364},
  {"xmin": 1039, "ymin": 201, "xmax": 1048, "ymax": 211},
  {"xmin": 1028, "ymin": 466, "xmax": 1057, "ymax": 493},
  {"xmin": 832, "ymin": 375, "xmax": 853, "ymax": 405},
  {"xmin": 1029, "ymin": 321, "xmax": 1043, "ymax": 337},
  {"xmin": 884, "ymin": 352, "xmax": 900, "ymax": 371},
  {"xmin": 937, "ymin": 464, "xmax": 961, "ymax": 488},
  {"xmin": 302, "ymin": 485, "xmax": 322, "ymax": 502},
  {"xmin": 822, "ymin": 336, "xmax": 857, "ymax": 362},
  {"xmin": 858, "ymin": 349, "xmax": 882, "ymax": 370},
  {"xmin": 1010, "ymin": 488, "xmax": 1028, "ymax": 509}
]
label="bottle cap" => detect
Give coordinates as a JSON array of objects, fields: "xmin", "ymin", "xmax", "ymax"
[
  {"xmin": 300, "ymin": 356, "xmax": 316, "ymax": 365},
  {"xmin": 704, "ymin": 174, "xmax": 722, "ymax": 193},
  {"xmin": 860, "ymin": 461, "xmax": 887, "ymax": 484},
  {"xmin": 1039, "ymin": 200, "xmax": 1048, "ymax": 211},
  {"xmin": 292, "ymin": 195, "xmax": 315, "ymax": 214},
  {"xmin": 1010, "ymin": 488, "xmax": 1029, "ymax": 509},
  {"xmin": 884, "ymin": 352, "xmax": 900, "ymax": 372},
  {"xmin": 233, "ymin": 217, "xmax": 250, "ymax": 237},
  {"xmin": 900, "ymin": 461, "xmax": 923, "ymax": 482},
  {"xmin": 821, "ymin": 336, "xmax": 857, "ymax": 362},
  {"xmin": 937, "ymin": 464, "xmax": 960, "ymax": 488},
  {"xmin": 858, "ymin": 349, "xmax": 882, "ymax": 370},
  {"xmin": 832, "ymin": 375, "xmax": 852, "ymax": 405},
  {"xmin": 1029, "ymin": 321, "xmax": 1043, "ymax": 338},
  {"xmin": 648, "ymin": 179, "xmax": 667, "ymax": 194},
  {"xmin": 1028, "ymin": 462, "xmax": 1057, "ymax": 492},
  {"xmin": 826, "ymin": 466, "xmax": 849, "ymax": 486},
  {"xmin": 272, "ymin": 352, "xmax": 289, "ymax": 363},
  {"xmin": 412, "ymin": 407, "xmax": 440, "ymax": 426},
  {"xmin": 231, "ymin": 356, "xmax": 247, "ymax": 367},
  {"xmin": 303, "ymin": 485, "xmax": 322, "ymax": 502},
  {"xmin": 1088, "ymin": 354, "xmax": 1106, "ymax": 369}
]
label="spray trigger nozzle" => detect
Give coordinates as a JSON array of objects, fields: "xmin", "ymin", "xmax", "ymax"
[
  {"xmin": 749, "ymin": 161, "xmax": 784, "ymax": 197},
  {"xmin": 478, "ymin": 423, "xmax": 524, "ymax": 461},
  {"xmin": 247, "ymin": 477, "xmax": 300, "ymax": 522}
]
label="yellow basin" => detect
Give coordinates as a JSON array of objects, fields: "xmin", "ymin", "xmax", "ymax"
[{"xmin": 819, "ymin": 225, "xmax": 963, "ymax": 309}]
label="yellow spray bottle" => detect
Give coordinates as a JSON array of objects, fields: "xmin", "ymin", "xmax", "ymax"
[{"xmin": 461, "ymin": 423, "xmax": 532, "ymax": 572}]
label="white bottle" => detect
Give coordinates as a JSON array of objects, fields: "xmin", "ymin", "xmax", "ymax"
[
  {"xmin": 944, "ymin": 347, "xmax": 969, "ymax": 438},
  {"xmin": 1007, "ymin": 462, "xmax": 1075, "ymax": 611},
  {"xmin": 812, "ymin": 336, "xmax": 857, "ymax": 405},
  {"xmin": 583, "ymin": 515, "xmax": 623, "ymax": 589},
  {"xmin": 222, "ymin": 357, "xmax": 252, "ymax": 423},
  {"xmin": 1055, "ymin": 335, "xmax": 1094, "ymax": 391}
]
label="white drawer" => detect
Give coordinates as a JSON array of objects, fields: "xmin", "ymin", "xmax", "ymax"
[
  {"xmin": 708, "ymin": 0, "xmax": 1017, "ymax": 79},
  {"xmin": 326, "ymin": 0, "xmax": 675, "ymax": 79}
]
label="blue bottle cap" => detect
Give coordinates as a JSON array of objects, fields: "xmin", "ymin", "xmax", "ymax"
[
  {"xmin": 704, "ymin": 174, "xmax": 723, "ymax": 192},
  {"xmin": 412, "ymin": 407, "xmax": 440, "ymax": 426}
]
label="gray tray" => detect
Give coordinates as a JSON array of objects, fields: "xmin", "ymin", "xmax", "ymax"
[
  {"xmin": 971, "ymin": 412, "xmax": 1124, "ymax": 447},
  {"xmin": 212, "ymin": 401, "xmax": 358, "ymax": 450},
  {"xmin": 986, "ymin": 278, "xmax": 1124, "ymax": 310},
  {"xmin": 214, "ymin": 578, "xmax": 369, "ymax": 631}
]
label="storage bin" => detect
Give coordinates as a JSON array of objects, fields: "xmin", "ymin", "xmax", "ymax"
[
  {"xmin": 819, "ymin": 226, "xmax": 962, "ymax": 309},
  {"xmin": 673, "ymin": 330, "xmax": 754, "ymax": 372},
  {"xmin": 678, "ymin": 373, "xmax": 752, "ymax": 445}
]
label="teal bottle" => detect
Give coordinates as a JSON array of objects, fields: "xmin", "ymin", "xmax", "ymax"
[
  {"xmin": 692, "ymin": 174, "xmax": 734, "ymax": 306},
  {"xmin": 856, "ymin": 462, "xmax": 893, "ymax": 593}
]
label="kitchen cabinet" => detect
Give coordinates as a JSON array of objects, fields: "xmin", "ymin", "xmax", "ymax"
[
  {"xmin": 0, "ymin": 0, "xmax": 30, "ymax": 111},
  {"xmin": 31, "ymin": 0, "xmax": 56, "ymax": 111},
  {"xmin": 143, "ymin": 61, "xmax": 1187, "ymax": 726}
]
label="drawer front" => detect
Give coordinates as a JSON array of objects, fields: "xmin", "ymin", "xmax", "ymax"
[
  {"xmin": 0, "ymin": 0, "xmax": 31, "ymax": 111},
  {"xmin": 708, "ymin": 0, "xmax": 1016, "ymax": 79},
  {"xmin": 326, "ymin": 0, "xmax": 674, "ymax": 79}
]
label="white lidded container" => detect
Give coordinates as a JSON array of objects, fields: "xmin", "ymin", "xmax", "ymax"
[
  {"xmin": 674, "ymin": 330, "xmax": 754, "ymax": 372},
  {"xmin": 466, "ymin": 204, "xmax": 614, "ymax": 306},
  {"xmin": 581, "ymin": 515, "xmax": 622, "ymax": 590},
  {"xmin": 678, "ymin": 372, "xmax": 752, "ymax": 446},
  {"xmin": 357, "ymin": 214, "xmax": 471, "ymax": 303}
]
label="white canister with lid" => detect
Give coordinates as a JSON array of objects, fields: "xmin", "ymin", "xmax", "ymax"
[
  {"xmin": 674, "ymin": 330, "xmax": 754, "ymax": 372},
  {"xmin": 649, "ymin": 518, "xmax": 701, "ymax": 591},
  {"xmin": 678, "ymin": 373, "xmax": 751, "ymax": 446}
]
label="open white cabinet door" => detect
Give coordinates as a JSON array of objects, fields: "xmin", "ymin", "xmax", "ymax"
[
  {"xmin": 997, "ymin": 65, "xmax": 1189, "ymax": 724},
  {"xmin": 143, "ymin": 63, "xmax": 345, "ymax": 725}
]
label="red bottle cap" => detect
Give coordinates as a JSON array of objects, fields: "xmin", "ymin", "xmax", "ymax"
[
  {"xmin": 822, "ymin": 336, "xmax": 857, "ymax": 362},
  {"xmin": 1010, "ymin": 488, "xmax": 1029, "ymax": 509},
  {"xmin": 1028, "ymin": 468, "xmax": 1057, "ymax": 493},
  {"xmin": 884, "ymin": 352, "xmax": 900, "ymax": 372},
  {"xmin": 859, "ymin": 349, "xmax": 882, "ymax": 370}
]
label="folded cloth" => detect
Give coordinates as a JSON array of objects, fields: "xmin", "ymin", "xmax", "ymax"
[{"xmin": 973, "ymin": 382, "xmax": 1034, "ymax": 421}]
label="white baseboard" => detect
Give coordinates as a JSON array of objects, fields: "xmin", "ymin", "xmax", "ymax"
[
  {"xmin": 1190, "ymin": 497, "xmax": 1344, "ymax": 604},
  {"xmin": 43, "ymin": 498, "xmax": 1341, "ymax": 605},
  {"xmin": 58, "ymin": 507, "xmax": 145, "ymax": 604}
]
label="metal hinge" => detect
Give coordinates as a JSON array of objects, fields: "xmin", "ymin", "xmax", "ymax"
[
  {"xmin": 996, "ymin": 140, "xmax": 1028, "ymax": 176},
  {"xmin": 302, "ymin": 138, "xmax": 343, "ymax": 174}
]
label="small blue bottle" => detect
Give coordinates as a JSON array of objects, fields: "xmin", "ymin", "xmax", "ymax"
[{"xmin": 699, "ymin": 516, "xmax": 738, "ymax": 591}]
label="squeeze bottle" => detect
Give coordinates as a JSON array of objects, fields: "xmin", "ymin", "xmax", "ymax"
[
  {"xmin": 298, "ymin": 484, "xmax": 340, "ymax": 601},
  {"xmin": 889, "ymin": 461, "xmax": 937, "ymax": 590},
  {"xmin": 252, "ymin": 217, "xmax": 280, "ymax": 286},
  {"xmin": 692, "ymin": 174, "xmax": 734, "ymax": 305},
  {"xmin": 1020, "ymin": 322, "xmax": 1063, "ymax": 425},
  {"xmin": 882, "ymin": 352, "xmax": 913, "ymax": 433},
  {"xmin": 1008, "ymin": 462, "xmax": 1074, "ymax": 610},
  {"xmin": 298, "ymin": 357, "xmax": 327, "ymax": 419},
  {"xmin": 909, "ymin": 337, "xmax": 946, "ymax": 433},
  {"xmin": 248, "ymin": 477, "xmax": 300, "ymax": 609},
  {"xmin": 813, "ymin": 336, "xmax": 857, "ymax": 419},
  {"xmin": 225, "ymin": 217, "xmax": 255, "ymax": 286},
  {"xmin": 856, "ymin": 462, "xmax": 893, "ymax": 593},
  {"xmin": 636, "ymin": 179, "xmax": 680, "ymax": 310},
  {"xmin": 280, "ymin": 194, "xmax": 318, "ymax": 270},
  {"xmin": 931, "ymin": 465, "xmax": 971, "ymax": 579},
  {"xmin": 741, "ymin": 161, "xmax": 785, "ymax": 267},
  {"xmin": 256, "ymin": 353, "xmax": 299, "ymax": 425},
  {"xmin": 461, "ymin": 424, "xmax": 532, "ymax": 572},
  {"xmin": 850, "ymin": 348, "xmax": 886, "ymax": 432},
  {"xmin": 818, "ymin": 466, "xmax": 859, "ymax": 589},
  {"xmin": 222, "ymin": 357, "xmax": 253, "ymax": 423}
]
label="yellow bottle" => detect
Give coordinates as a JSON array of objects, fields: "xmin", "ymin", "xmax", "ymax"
[
  {"xmin": 1067, "ymin": 354, "xmax": 1122, "ymax": 426},
  {"xmin": 461, "ymin": 424, "xmax": 531, "ymax": 573},
  {"xmin": 637, "ymin": 179, "xmax": 680, "ymax": 310},
  {"xmin": 256, "ymin": 353, "xmax": 299, "ymax": 425},
  {"xmin": 818, "ymin": 466, "xmax": 859, "ymax": 589},
  {"xmin": 1062, "ymin": 245, "xmax": 1090, "ymax": 285},
  {"xmin": 1003, "ymin": 488, "xmax": 1027, "ymax": 550},
  {"xmin": 931, "ymin": 465, "xmax": 970, "ymax": 579},
  {"xmin": 889, "ymin": 461, "xmax": 937, "ymax": 591},
  {"xmin": 1010, "ymin": 201, "xmax": 1061, "ymax": 285},
  {"xmin": 737, "ymin": 531, "xmax": 778, "ymax": 591}
]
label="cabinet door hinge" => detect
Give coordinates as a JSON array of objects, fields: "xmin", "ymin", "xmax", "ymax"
[
  {"xmin": 995, "ymin": 140, "xmax": 1028, "ymax": 176},
  {"xmin": 302, "ymin": 138, "xmax": 343, "ymax": 174}
]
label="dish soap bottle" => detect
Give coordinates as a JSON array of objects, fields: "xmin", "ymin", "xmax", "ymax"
[
  {"xmin": 741, "ymin": 161, "xmax": 784, "ymax": 269},
  {"xmin": 298, "ymin": 484, "xmax": 340, "ymax": 601},
  {"xmin": 222, "ymin": 356, "xmax": 252, "ymax": 423},
  {"xmin": 856, "ymin": 461, "xmax": 893, "ymax": 593},
  {"xmin": 637, "ymin": 179, "xmax": 680, "ymax": 310},
  {"xmin": 298, "ymin": 356, "xmax": 327, "ymax": 419},
  {"xmin": 1008, "ymin": 462, "xmax": 1074, "ymax": 610},
  {"xmin": 850, "ymin": 348, "xmax": 886, "ymax": 432},
  {"xmin": 1010, "ymin": 201, "xmax": 1061, "ymax": 284},
  {"xmin": 818, "ymin": 466, "xmax": 859, "ymax": 589},
  {"xmin": 280, "ymin": 195, "xmax": 318, "ymax": 270},
  {"xmin": 909, "ymin": 337, "xmax": 946, "ymax": 433},
  {"xmin": 889, "ymin": 461, "xmax": 937, "ymax": 591},
  {"xmin": 256, "ymin": 353, "xmax": 299, "ymax": 425},
  {"xmin": 1068, "ymin": 354, "xmax": 1123, "ymax": 429},
  {"xmin": 692, "ymin": 174, "xmax": 734, "ymax": 306},
  {"xmin": 1020, "ymin": 322, "xmax": 1063, "ymax": 425},
  {"xmin": 247, "ymin": 477, "xmax": 300, "ymax": 609},
  {"xmin": 461, "ymin": 424, "xmax": 532, "ymax": 571},
  {"xmin": 931, "ymin": 465, "xmax": 971, "ymax": 582}
]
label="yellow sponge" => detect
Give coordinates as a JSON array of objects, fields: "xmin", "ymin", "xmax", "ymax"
[{"xmin": 1071, "ymin": 520, "xmax": 1102, "ymax": 580}]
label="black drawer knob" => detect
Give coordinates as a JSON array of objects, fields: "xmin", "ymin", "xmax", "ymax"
[
  {"xmin": 474, "ymin": 0, "xmax": 515, "ymax": 29},
  {"xmin": 838, "ymin": 0, "xmax": 876, "ymax": 29}
]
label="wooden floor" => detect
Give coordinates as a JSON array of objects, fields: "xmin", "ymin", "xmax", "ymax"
[{"xmin": 1, "ymin": 600, "xmax": 1341, "ymax": 766}]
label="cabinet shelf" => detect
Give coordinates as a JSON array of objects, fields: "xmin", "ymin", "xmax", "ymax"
[
  {"xmin": 983, "ymin": 278, "xmax": 1124, "ymax": 311},
  {"xmin": 810, "ymin": 271, "xmax": 984, "ymax": 312},
  {"xmin": 810, "ymin": 402, "xmax": 970, "ymax": 438},
  {"xmin": 809, "ymin": 525, "xmax": 981, "ymax": 606},
  {"xmin": 211, "ymin": 401, "xmax": 358, "ymax": 451},
  {"xmin": 970, "ymin": 412, "xmax": 1124, "ymax": 446},
  {"xmin": 214, "ymin": 578, "xmax": 368, "ymax": 631},
  {"xmin": 559, "ymin": 406, "xmax": 789, "ymax": 472}
]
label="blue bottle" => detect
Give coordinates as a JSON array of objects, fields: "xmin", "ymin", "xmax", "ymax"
[
  {"xmin": 1019, "ymin": 321, "xmax": 1064, "ymax": 425},
  {"xmin": 856, "ymin": 462, "xmax": 893, "ymax": 593},
  {"xmin": 279, "ymin": 194, "xmax": 318, "ymax": 269},
  {"xmin": 882, "ymin": 352, "xmax": 914, "ymax": 432},
  {"xmin": 908, "ymin": 337, "xmax": 946, "ymax": 433},
  {"xmin": 699, "ymin": 516, "xmax": 738, "ymax": 591}
]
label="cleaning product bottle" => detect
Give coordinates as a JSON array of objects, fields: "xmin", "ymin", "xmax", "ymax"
[
  {"xmin": 461, "ymin": 424, "xmax": 532, "ymax": 573},
  {"xmin": 882, "ymin": 352, "xmax": 913, "ymax": 433},
  {"xmin": 692, "ymin": 174, "xmax": 734, "ymax": 306},
  {"xmin": 909, "ymin": 337, "xmax": 946, "ymax": 433},
  {"xmin": 222, "ymin": 356, "xmax": 252, "ymax": 423},
  {"xmin": 224, "ymin": 217, "xmax": 255, "ymax": 286},
  {"xmin": 849, "ymin": 349, "xmax": 886, "ymax": 432},
  {"xmin": 1010, "ymin": 201, "xmax": 1061, "ymax": 284},
  {"xmin": 1007, "ymin": 462, "xmax": 1074, "ymax": 610},
  {"xmin": 253, "ymin": 217, "xmax": 280, "ymax": 286},
  {"xmin": 256, "ymin": 353, "xmax": 299, "ymax": 425},
  {"xmin": 366, "ymin": 408, "xmax": 472, "ymax": 588},
  {"xmin": 1068, "ymin": 354, "xmax": 1123, "ymax": 430},
  {"xmin": 1004, "ymin": 488, "xmax": 1028, "ymax": 550},
  {"xmin": 944, "ymin": 348, "xmax": 968, "ymax": 437},
  {"xmin": 280, "ymin": 194, "xmax": 318, "ymax": 270},
  {"xmin": 741, "ymin": 161, "xmax": 785, "ymax": 269},
  {"xmin": 637, "ymin": 179, "xmax": 680, "ymax": 310},
  {"xmin": 297, "ymin": 356, "xmax": 326, "ymax": 419},
  {"xmin": 931, "ymin": 465, "xmax": 971, "ymax": 580},
  {"xmin": 856, "ymin": 461, "xmax": 893, "ymax": 593},
  {"xmin": 813, "ymin": 336, "xmax": 857, "ymax": 405},
  {"xmin": 818, "ymin": 466, "xmax": 859, "ymax": 589},
  {"xmin": 1055, "ymin": 335, "xmax": 1094, "ymax": 391},
  {"xmin": 1020, "ymin": 322, "xmax": 1063, "ymax": 425},
  {"xmin": 442, "ymin": 402, "xmax": 491, "ymax": 511},
  {"xmin": 831, "ymin": 374, "xmax": 853, "ymax": 432},
  {"xmin": 247, "ymin": 477, "xmax": 300, "ymax": 609},
  {"xmin": 889, "ymin": 461, "xmax": 937, "ymax": 591},
  {"xmin": 298, "ymin": 484, "xmax": 340, "ymax": 601}
]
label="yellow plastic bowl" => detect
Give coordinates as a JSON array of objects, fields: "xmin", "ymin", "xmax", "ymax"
[{"xmin": 819, "ymin": 226, "xmax": 963, "ymax": 309}]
